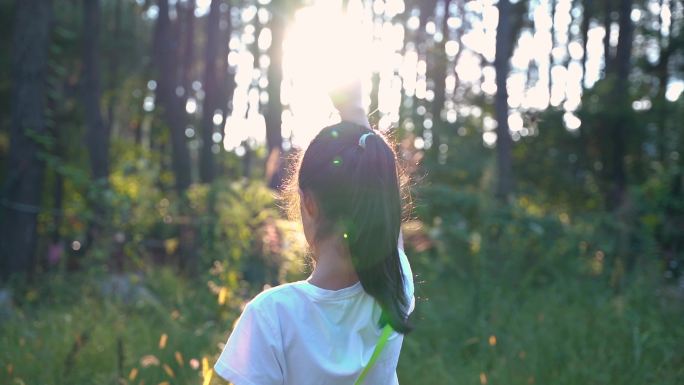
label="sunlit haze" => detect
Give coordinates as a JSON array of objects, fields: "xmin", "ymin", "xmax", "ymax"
[{"xmin": 157, "ymin": 0, "xmax": 684, "ymax": 153}]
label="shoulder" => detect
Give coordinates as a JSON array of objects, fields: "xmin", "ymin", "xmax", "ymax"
[{"xmin": 244, "ymin": 281, "xmax": 303, "ymax": 316}]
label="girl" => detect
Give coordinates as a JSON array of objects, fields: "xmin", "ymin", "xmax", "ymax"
[{"xmin": 214, "ymin": 84, "xmax": 415, "ymax": 385}]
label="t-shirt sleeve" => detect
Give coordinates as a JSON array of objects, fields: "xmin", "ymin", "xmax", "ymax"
[
  {"xmin": 214, "ymin": 302, "xmax": 285, "ymax": 385},
  {"xmin": 398, "ymin": 248, "xmax": 416, "ymax": 315}
]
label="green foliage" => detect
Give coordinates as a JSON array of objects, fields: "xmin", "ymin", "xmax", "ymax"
[
  {"xmin": 399, "ymin": 185, "xmax": 684, "ymax": 384},
  {"xmin": 187, "ymin": 179, "xmax": 309, "ymax": 286}
]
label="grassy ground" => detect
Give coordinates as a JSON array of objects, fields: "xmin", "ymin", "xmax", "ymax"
[
  {"xmin": 1, "ymin": 257, "xmax": 682, "ymax": 385},
  {"xmin": 0, "ymin": 269, "xmax": 235, "ymax": 385},
  {"xmin": 0, "ymin": 262, "xmax": 684, "ymax": 385},
  {"xmin": 399, "ymin": 262, "xmax": 684, "ymax": 384}
]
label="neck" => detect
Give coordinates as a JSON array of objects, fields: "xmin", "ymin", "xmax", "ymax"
[{"xmin": 308, "ymin": 236, "xmax": 359, "ymax": 290}]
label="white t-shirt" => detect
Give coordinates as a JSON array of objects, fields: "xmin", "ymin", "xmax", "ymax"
[{"xmin": 214, "ymin": 249, "xmax": 415, "ymax": 385}]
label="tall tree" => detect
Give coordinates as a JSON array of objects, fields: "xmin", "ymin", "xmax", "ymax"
[
  {"xmin": 494, "ymin": 0, "xmax": 514, "ymax": 200},
  {"xmin": 181, "ymin": 0, "xmax": 195, "ymax": 96},
  {"xmin": 199, "ymin": 0, "xmax": 221, "ymax": 183},
  {"xmin": 45, "ymin": 70, "xmax": 65, "ymax": 273},
  {"xmin": 154, "ymin": 0, "xmax": 192, "ymax": 193},
  {"xmin": 409, "ymin": 0, "xmax": 437, "ymax": 141},
  {"xmin": 217, "ymin": 2, "xmax": 235, "ymax": 137},
  {"xmin": 106, "ymin": 0, "xmax": 122, "ymax": 134},
  {"xmin": 418, "ymin": 0, "xmax": 439, "ymax": 34},
  {"xmin": 153, "ymin": 0, "xmax": 197, "ymax": 275},
  {"xmin": 654, "ymin": 0, "xmax": 675, "ymax": 163},
  {"xmin": 602, "ymin": 0, "xmax": 613, "ymax": 74},
  {"xmin": 549, "ymin": 0, "xmax": 556, "ymax": 94},
  {"xmin": 265, "ymin": 12, "xmax": 284, "ymax": 154},
  {"xmin": 429, "ymin": 0, "xmax": 452, "ymax": 157},
  {"xmin": 607, "ymin": 0, "xmax": 634, "ymax": 207},
  {"xmin": 0, "ymin": 0, "xmax": 53, "ymax": 279},
  {"xmin": 81, "ymin": 0, "xmax": 111, "ymax": 265},
  {"xmin": 265, "ymin": 10, "xmax": 285, "ymax": 188},
  {"xmin": 83, "ymin": 0, "xmax": 109, "ymax": 182},
  {"xmin": 580, "ymin": 0, "xmax": 592, "ymax": 86}
]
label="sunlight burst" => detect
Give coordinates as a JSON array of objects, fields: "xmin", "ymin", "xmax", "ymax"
[{"xmin": 282, "ymin": 0, "xmax": 374, "ymax": 146}]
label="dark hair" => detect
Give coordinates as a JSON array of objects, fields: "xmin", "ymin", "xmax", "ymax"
[{"xmin": 285, "ymin": 121, "xmax": 412, "ymax": 333}]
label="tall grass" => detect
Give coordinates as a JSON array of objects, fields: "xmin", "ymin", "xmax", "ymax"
[{"xmin": 399, "ymin": 261, "xmax": 683, "ymax": 384}]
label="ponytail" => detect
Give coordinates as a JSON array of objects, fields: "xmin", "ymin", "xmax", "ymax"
[{"xmin": 290, "ymin": 122, "xmax": 412, "ymax": 333}]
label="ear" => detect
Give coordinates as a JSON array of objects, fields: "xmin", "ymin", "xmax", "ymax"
[{"xmin": 299, "ymin": 189, "xmax": 319, "ymax": 220}]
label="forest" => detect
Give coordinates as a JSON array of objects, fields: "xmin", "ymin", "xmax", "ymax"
[{"xmin": 1, "ymin": 0, "xmax": 683, "ymax": 384}]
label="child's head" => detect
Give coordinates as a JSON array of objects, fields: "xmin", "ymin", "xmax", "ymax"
[{"xmin": 286, "ymin": 121, "xmax": 411, "ymax": 333}]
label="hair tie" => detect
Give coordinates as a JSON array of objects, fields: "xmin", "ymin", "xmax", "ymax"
[{"xmin": 358, "ymin": 132, "xmax": 375, "ymax": 149}]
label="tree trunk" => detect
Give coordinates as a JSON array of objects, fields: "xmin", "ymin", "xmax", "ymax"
[
  {"xmin": 155, "ymin": 0, "xmax": 192, "ymax": 193},
  {"xmin": 265, "ymin": 11, "xmax": 284, "ymax": 189},
  {"xmin": 580, "ymin": 0, "xmax": 591, "ymax": 87},
  {"xmin": 413, "ymin": 0, "xmax": 437, "ymax": 140},
  {"xmin": 369, "ymin": 72, "xmax": 380, "ymax": 120},
  {"xmin": 81, "ymin": 0, "xmax": 111, "ymax": 266},
  {"xmin": 451, "ymin": 0, "xmax": 467, "ymax": 104},
  {"xmin": 613, "ymin": 2, "xmax": 632, "ymax": 135},
  {"xmin": 181, "ymin": 0, "xmax": 195, "ymax": 95},
  {"xmin": 46, "ymin": 77, "xmax": 64, "ymax": 273},
  {"xmin": 655, "ymin": 0, "xmax": 673, "ymax": 163},
  {"xmin": 418, "ymin": 0, "xmax": 438, "ymax": 33},
  {"xmin": 155, "ymin": 0, "xmax": 198, "ymax": 275},
  {"xmin": 200, "ymin": 0, "xmax": 220, "ymax": 183},
  {"xmin": 0, "ymin": 0, "xmax": 52, "ymax": 279},
  {"xmin": 266, "ymin": 12, "xmax": 284, "ymax": 153},
  {"xmin": 218, "ymin": 2, "xmax": 235, "ymax": 129},
  {"xmin": 218, "ymin": 1, "xmax": 235, "ymax": 152},
  {"xmin": 106, "ymin": 0, "xmax": 122, "ymax": 134},
  {"xmin": 83, "ymin": 0, "xmax": 109, "ymax": 181},
  {"xmin": 602, "ymin": 0, "xmax": 613, "ymax": 74},
  {"xmin": 549, "ymin": 0, "xmax": 556, "ymax": 95},
  {"xmin": 608, "ymin": 0, "xmax": 633, "ymax": 208},
  {"xmin": 429, "ymin": 0, "xmax": 451, "ymax": 158},
  {"xmin": 494, "ymin": 0, "xmax": 514, "ymax": 201}
]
